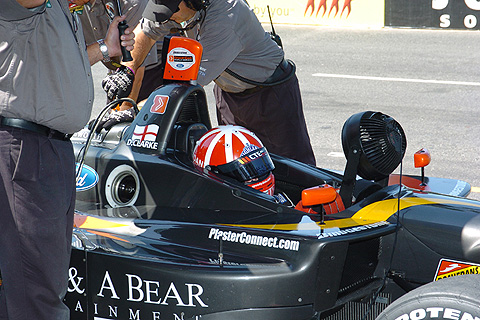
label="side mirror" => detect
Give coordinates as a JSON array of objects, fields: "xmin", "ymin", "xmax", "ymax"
[
  {"xmin": 301, "ymin": 184, "xmax": 337, "ymax": 207},
  {"xmin": 298, "ymin": 184, "xmax": 339, "ymax": 224},
  {"xmin": 414, "ymin": 148, "xmax": 431, "ymax": 186},
  {"xmin": 414, "ymin": 148, "xmax": 431, "ymax": 168}
]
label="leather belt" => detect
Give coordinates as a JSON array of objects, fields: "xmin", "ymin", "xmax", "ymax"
[{"xmin": 0, "ymin": 117, "xmax": 71, "ymax": 141}]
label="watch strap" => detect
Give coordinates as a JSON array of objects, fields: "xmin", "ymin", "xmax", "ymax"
[{"xmin": 97, "ymin": 39, "xmax": 110, "ymax": 63}]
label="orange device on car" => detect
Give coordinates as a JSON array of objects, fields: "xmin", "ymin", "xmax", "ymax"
[{"xmin": 162, "ymin": 36, "xmax": 203, "ymax": 82}]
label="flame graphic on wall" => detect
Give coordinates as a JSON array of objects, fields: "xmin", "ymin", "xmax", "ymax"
[{"xmin": 304, "ymin": 0, "xmax": 354, "ymax": 18}]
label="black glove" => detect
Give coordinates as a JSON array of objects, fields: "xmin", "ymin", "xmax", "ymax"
[
  {"xmin": 102, "ymin": 65, "xmax": 135, "ymax": 100},
  {"xmin": 95, "ymin": 108, "xmax": 135, "ymax": 133}
]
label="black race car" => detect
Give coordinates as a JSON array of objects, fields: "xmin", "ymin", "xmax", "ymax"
[{"xmin": 66, "ymin": 36, "xmax": 480, "ymax": 320}]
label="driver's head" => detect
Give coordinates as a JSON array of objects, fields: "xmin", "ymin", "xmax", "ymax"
[{"xmin": 193, "ymin": 125, "xmax": 275, "ymax": 196}]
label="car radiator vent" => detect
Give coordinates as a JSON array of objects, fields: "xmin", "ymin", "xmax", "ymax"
[
  {"xmin": 177, "ymin": 92, "xmax": 202, "ymax": 124},
  {"xmin": 322, "ymin": 292, "xmax": 391, "ymax": 320}
]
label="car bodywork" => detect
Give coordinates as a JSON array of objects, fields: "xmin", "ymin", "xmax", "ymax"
[{"xmin": 64, "ymin": 37, "xmax": 480, "ymax": 320}]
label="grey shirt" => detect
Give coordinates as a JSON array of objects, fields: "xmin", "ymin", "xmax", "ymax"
[
  {"xmin": 142, "ymin": 0, "xmax": 284, "ymax": 93},
  {"xmin": 0, "ymin": 0, "xmax": 94, "ymax": 134}
]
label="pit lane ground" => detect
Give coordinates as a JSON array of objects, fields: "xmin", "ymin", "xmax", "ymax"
[{"xmin": 91, "ymin": 26, "xmax": 480, "ymax": 200}]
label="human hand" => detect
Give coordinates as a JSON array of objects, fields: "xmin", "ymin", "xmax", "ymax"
[
  {"xmin": 104, "ymin": 15, "xmax": 135, "ymax": 58},
  {"xmin": 102, "ymin": 65, "xmax": 135, "ymax": 100},
  {"xmin": 96, "ymin": 108, "xmax": 135, "ymax": 133}
]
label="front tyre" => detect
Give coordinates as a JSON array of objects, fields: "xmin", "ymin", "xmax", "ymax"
[{"xmin": 376, "ymin": 275, "xmax": 480, "ymax": 320}]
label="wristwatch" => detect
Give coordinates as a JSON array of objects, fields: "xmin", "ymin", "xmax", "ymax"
[{"xmin": 97, "ymin": 39, "xmax": 110, "ymax": 63}]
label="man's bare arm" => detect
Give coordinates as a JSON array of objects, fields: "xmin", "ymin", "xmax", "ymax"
[
  {"xmin": 116, "ymin": 25, "xmax": 156, "ymax": 109},
  {"xmin": 124, "ymin": 24, "xmax": 156, "ymax": 73}
]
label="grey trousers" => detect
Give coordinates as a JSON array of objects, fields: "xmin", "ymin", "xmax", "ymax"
[
  {"xmin": 214, "ymin": 75, "xmax": 316, "ymax": 166},
  {"xmin": 0, "ymin": 127, "xmax": 75, "ymax": 320}
]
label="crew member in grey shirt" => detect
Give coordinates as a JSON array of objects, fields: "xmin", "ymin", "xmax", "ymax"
[
  {"xmin": 103, "ymin": 0, "xmax": 316, "ymax": 165},
  {"xmin": 0, "ymin": 0, "xmax": 134, "ymax": 319}
]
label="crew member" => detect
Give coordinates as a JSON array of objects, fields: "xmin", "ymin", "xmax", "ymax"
[
  {"xmin": 0, "ymin": 1, "xmax": 134, "ymax": 318},
  {"xmin": 102, "ymin": 0, "xmax": 317, "ymax": 165}
]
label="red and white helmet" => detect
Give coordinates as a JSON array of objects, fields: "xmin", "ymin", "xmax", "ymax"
[{"xmin": 193, "ymin": 125, "xmax": 275, "ymax": 195}]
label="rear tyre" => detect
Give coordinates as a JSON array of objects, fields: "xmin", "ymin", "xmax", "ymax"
[{"xmin": 376, "ymin": 275, "xmax": 480, "ymax": 320}]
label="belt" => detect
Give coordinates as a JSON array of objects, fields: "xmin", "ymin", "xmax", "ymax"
[
  {"xmin": 232, "ymin": 59, "xmax": 295, "ymax": 96},
  {"xmin": 234, "ymin": 85, "xmax": 265, "ymax": 97},
  {"xmin": 264, "ymin": 59, "xmax": 292, "ymax": 84},
  {"xmin": 0, "ymin": 117, "xmax": 71, "ymax": 141}
]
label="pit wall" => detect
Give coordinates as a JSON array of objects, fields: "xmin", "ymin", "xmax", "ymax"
[{"xmin": 249, "ymin": 0, "xmax": 480, "ymax": 30}]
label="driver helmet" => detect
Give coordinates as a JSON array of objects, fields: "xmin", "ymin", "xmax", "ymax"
[{"xmin": 193, "ymin": 125, "xmax": 275, "ymax": 195}]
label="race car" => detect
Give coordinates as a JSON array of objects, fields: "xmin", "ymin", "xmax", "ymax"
[{"xmin": 66, "ymin": 36, "xmax": 480, "ymax": 320}]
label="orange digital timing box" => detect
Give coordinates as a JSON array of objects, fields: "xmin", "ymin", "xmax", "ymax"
[{"xmin": 162, "ymin": 36, "xmax": 203, "ymax": 82}]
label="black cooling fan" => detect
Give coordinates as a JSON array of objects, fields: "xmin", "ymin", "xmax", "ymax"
[
  {"xmin": 340, "ymin": 111, "xmax": 407, "ymax": 207},
  {"xmin": 342, "ymin": 111, "xmax": 406, "ymax": 181}
]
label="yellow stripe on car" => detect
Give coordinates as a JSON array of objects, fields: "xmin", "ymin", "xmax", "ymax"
[
  {"xmin": 77, "ymin": 216, "xmax": 130, "ymax": 229},
  {"xmin": 75, "ymin": 215, "xmax": 145, "ymax": 236},
  {"xmin": 224, "ymin": 196, "xmax": 480, "ymax": 231}
]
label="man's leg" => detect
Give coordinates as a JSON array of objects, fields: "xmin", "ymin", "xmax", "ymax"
[
  {"xmin": 0, "ymin": 128, "xmax": 75, "ymax": 320},
  {"xmin": 214, "ymin": 84, "xmax": 236, "ymax": 126}
]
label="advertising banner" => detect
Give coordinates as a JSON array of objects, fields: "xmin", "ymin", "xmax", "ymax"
[
  {"xmin": 386, "ymin": 0, "xmax": 480, "ymax": 30},
  {"xmin": 248, "ymin": 0, "xmax": 385, "ymax": 28}
]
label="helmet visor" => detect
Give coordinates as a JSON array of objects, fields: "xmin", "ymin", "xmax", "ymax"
[{"xmin": 214, "ymin": 147, "xmax": 275, "ymax": 182}]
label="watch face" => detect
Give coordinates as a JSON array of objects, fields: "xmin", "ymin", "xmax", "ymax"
[{"xmin": 98, "ymin": 40, "xmax": 110, "ymax": 62}]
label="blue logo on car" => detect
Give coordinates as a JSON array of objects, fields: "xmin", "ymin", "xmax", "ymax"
[
  {"xmin": 176, "ymin": 64, "xmax": 184, "ymax": 68},
  {"xmin": 75, "ymin": 163, "xmax": 99, "ymax": 191}
]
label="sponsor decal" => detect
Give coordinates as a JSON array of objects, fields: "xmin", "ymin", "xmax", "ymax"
[
  {"xmin": 198, "ymin": 66, "xmax": 206, "ymax": 78},
  {"xmin": 67, "ymin": 267, "xmax": 207, "ymax": 320},
  {"xmin": 72, "ymin": 128, "xmax": 104, "ymax": 142},
  {"xmin": 434, "ymin": 258, "xmax": 480, "ymax": 281},
  {"xmin": 317, "ymin": 221, "xmax": 390, "ymax": 239},
  {"xmin": 393, "ymin": 307, "xmax": 480, "ymax": 320},
  {"xmin": 75, "ymin": 163, "xmax": 99, "ymax": 191},
  {"xmin": 150, "ymin": 95, "xmax": 169, "ymax": 114},
  {"xmin": 208, "ymin": 228, "xmax": 300, "ymax": 251},
  {"xmin": 192, "ymin": 155, "xmax": 203, "ymax": 168},
  {"xmin": 68, "ymin": 267, "xmax": 85, "ymax": 294},
  {"xmin": 208, "ymin": 258, "xmax": 241, "ymax": 266},
  {"xmin": 238, "ymin": 147, "xmax": 265, "ymax": 165},
  {"xmin": 167, "ymin": 48, "xmax": 196, "ymax": 71},
  {"xmin": 127, "ymin": 124, "xmax": 160, "ymax": 150},
  {"xmin": 240, "ymin": 144, "xmax": 259, "ymax": 156},
  {"xmin": 451, "ymin": 180, "xmax": 468, "ymax": 196}
]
